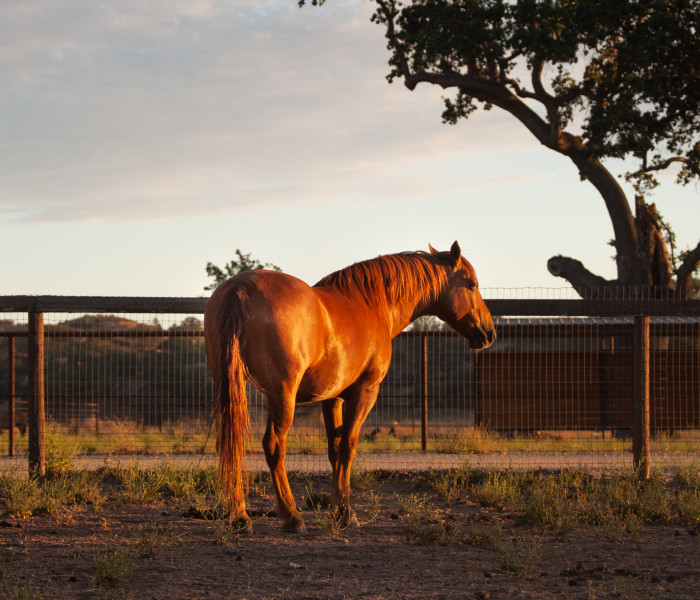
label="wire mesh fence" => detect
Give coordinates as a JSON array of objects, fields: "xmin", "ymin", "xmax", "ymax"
[{"xmin": 1, "ymin": 289, "xmax": 698, "ymax": 473}]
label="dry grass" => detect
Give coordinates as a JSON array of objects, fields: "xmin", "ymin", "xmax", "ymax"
[{"xmin": 3, "ymin": 419, "xmax": 698, "ymax": 465}]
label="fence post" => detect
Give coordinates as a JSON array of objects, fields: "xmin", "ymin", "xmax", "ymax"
[
  {"xmin": 8, "ymin": 336, "xmax": 15, "ymax": 456},
  {"xmin": 632, "ymin": 315, "xmax": 650, "ymax": 480},
  {"xmin": 472, "ymin": 351, "xmax": 480, "ymax": 427},
  {"xmin": 420, "ymin": 333, "xmax": 428, "ymax": 452},
  {"xmin": 27, "ymin": 309, "xmax": 46, "ymax": 478}
]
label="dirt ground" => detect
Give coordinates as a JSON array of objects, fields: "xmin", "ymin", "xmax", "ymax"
[{"xmin": 1, "ymin": 472, "xmax": 698, "ymax": 600}]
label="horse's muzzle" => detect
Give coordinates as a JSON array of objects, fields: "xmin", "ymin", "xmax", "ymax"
[{"xmin": 468, "ymin": 327, "xmax": 496, "ymax": 350}]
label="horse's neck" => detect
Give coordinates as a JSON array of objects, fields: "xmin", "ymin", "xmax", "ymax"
[{"xmin": 385, "ymin": 292, "xmax": 437, "ymax": 338}]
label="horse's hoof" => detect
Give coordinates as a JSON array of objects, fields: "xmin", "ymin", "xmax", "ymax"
[
  {"xmin": 232, "ymin": 517, "xmax": 253, "ymax": 535},
  {"xmin": 341, "ymin": 509, "xmax": 359, "ymax": 529},
  {"xmin": 344, "ymin": 513, "xmax": 360, "ymax": 529},
  {"xmin": 282, "ymin": 516, "xmax": 307, "ymax": 534},
  {"xmin": 334, "ymin": 508, "xmax": 359, "ymax": 529}
]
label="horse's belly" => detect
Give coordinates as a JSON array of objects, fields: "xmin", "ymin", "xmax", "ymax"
[
  {"xmin": 295, "ymin": 342, "xmax": 390, "ymax": 403},
  {"xmin": 296, "ymin": 354, "xmax": 370, "ymax": 402},
  {"xmin": 295, "ymin": 370, "xmax": 347, "ymax": 403}
]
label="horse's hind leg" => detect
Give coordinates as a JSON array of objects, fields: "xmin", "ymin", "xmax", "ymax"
[{"xmin": 263, "ymin": 391, "xmax": 306, "ymax": 534}]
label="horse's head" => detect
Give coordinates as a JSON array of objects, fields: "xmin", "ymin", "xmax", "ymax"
[{"xmin": 430, "ymin": 241, "xmax": 496, "ymax": 350}]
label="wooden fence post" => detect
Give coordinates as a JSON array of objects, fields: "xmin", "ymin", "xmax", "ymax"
[
  {"xmin": 632, "ymin": 316, "xmax": 650, "ymax": 480},
  {"xmin": 420, "ymin": 333, "xmax": 428, "ymax": 452},
  {"xmin": 8, "ymin": 336, "xmax": 15, "ymax": 457},
  {"xmin": 28, "ymin": 309, "xmax": 46, "ymax": 478}
]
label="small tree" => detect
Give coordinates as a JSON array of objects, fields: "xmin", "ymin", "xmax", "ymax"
[{"xmin": 204, "ymin": 250, "xmax": 282, "ymax": 291}]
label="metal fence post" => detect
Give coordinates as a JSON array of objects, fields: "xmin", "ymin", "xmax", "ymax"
[
  {"xmin": 420, "ymin": 332, "xmax": 428, "ymax": 452},
  {"xmin": 28, "ymin": 309, "xmax": 46, "ymax": 478},
  {"xmin": 8, "ymin": 336, "xmax": 15, "ymax": 456},
  {"xmin": 632, "ymin": 315, "xmax": 650, "ymax": 480}
]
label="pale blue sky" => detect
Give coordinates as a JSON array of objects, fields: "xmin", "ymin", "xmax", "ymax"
[{"xmin": 1, "ymin": 0, "xmax": 698, "ymax": 297}]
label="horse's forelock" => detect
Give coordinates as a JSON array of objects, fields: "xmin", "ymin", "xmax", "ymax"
[{"xmin": 314, "ymin": 251, "xmax": 449, "ymax": 308}]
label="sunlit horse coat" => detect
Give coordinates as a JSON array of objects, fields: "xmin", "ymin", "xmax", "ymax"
[{"xmin": 204, "ymin": 242, "xmax": 495, "ymax": 533}]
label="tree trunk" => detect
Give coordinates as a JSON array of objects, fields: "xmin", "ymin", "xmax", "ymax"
[{"xmin": 561, "ymin": 137, "xmax": 638, "ymax": 287}]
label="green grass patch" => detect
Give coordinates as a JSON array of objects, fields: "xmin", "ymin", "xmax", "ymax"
[{"xmin": 92, "ymin": 547, "xmax": 134, "ymax": 588}]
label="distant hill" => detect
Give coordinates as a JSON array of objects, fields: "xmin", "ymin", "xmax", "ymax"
[{"xmin": 57, "ymin": 315, "xmax": 162, "ymax": 332}]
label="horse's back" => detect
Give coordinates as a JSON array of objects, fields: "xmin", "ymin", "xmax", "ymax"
[{"xmin": 205, "ymin": 269, "xmax": 392, "ymax": 402}]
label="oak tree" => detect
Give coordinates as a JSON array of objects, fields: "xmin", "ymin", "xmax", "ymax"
[{"xmin": 307, "ymin": 0, "xmax": 700, "ymax": 297}]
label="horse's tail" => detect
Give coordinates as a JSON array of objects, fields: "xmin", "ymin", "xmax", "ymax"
[{"xmin": 214, "ymin": 287, "xmax": 251, "ymax": 502}]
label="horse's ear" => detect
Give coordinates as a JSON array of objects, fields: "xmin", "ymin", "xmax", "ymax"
[
  {"xmin": 449, "ymin": 241, "xmax": 462, "ymax": 266},
  {"xmin": 428, "ymin": 243, "xmax": 439, "ymax": 255}
]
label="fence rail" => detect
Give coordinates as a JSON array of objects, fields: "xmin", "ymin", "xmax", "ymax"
[
  {"xmin": 1, "ymin": 293, "xmax": 699, "ymax": 476},
  {"xmin": 2, "ymin": 295, "xmax": 699, "ymax": 315}
]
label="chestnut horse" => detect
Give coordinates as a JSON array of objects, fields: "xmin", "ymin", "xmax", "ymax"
[{"xmin": 204, "ymin": 242, "xmax": 495, "ymax": 534}]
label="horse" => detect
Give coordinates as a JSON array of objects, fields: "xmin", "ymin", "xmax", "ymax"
[{"xmin": 204, "ymin": 241, "xmax": 496, "ymax": 534}]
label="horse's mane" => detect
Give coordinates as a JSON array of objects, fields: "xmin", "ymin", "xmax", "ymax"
[{"xmin": 314, "ymin": 251, "xmax": 449, "ymax": 310}]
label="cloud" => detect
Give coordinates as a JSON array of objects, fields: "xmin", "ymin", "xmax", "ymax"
[{"xmin": 0, "ymin": 0, "xmax": 522, "ymax": 224}]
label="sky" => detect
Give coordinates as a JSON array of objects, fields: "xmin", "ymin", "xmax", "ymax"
[{"xmin": 1, "ymin": 0, "xmax": 698, "ymax": 298}]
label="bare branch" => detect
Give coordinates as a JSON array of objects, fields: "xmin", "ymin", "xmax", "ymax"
[
  {"xmin": 530, "ymin": 58, "xmax": 563, "ymax": 144},
  {"xmin": 547, "ymin": 255, "xmax": 613, "ymax": 297},
  {"xmin": 503, "ymin": 76, "xmax": 538, "ymax": 100},
  {"xmin": 629, "ymin": 156, "xmax": 690, "ymax": 179},
  {"xmin": 530, "ymin": 59, "xmax": 554, "ymax": 104}
]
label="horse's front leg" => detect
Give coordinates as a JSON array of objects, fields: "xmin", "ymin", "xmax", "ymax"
[
  {"xmin": 322, "ymin": 398, "xmax": 343, "ymax": 510},
  {"xmin": 263, "ymin": 393, "xmax": 306, "ymax": 534},
  {"xmin": 333, "ymin": 384, "xmax": 380, "ymax": 528}
]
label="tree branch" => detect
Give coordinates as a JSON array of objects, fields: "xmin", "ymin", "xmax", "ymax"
[
  {"xmin": 376, "ymin": 0, "xmax": 638, "ymax": 284},
  {"xmin": 628, "ymin": 156, "xmax": 691, "ymax": 179},
  {"xmin": 675, "ymin": 240, "xmax": 700, "ymax": 299},
  {"xmin": 530, "ymin": 58, "xmax": 563, "ymax": 145},
  {"xmin": 547, "ymin": 255, "xmax": 613, "ymax": 298}
]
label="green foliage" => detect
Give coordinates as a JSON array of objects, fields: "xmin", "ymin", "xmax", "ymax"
[
  {"xmin": 518, "ymin": 476, "xmax": 580, "ymax": 538},
  {"xmin": 494, "ymin": 533, "xmax": 543, "ymax": 579},
  {"xmin": 673, "ymin": 462, "xmax": 700, "ymax": 492},
  {"xmin": 402, "ymin": 496, "xmax": 459, "ymax": 545},
  {"xmin": 204, "ymin": 249, "xmax": 282, "ymax": 291},
  {"xmin": 472, "ymin": 470, "xmax": 521, "ymax": 508},
  {"xmin": 92, "ymin": 547, "xmax": 134, "ymax": 588},
  {"xmin": 349, "ymin": 462, "xmax": 380, "ymax": 493},
  {"xmin": 397, "ymin": 492, "xmax": 431, "ymax": 517},
  {"xmin": 45, "ymin": 424, "xmax": 80, "ymax": 475},
  {"xmin": 0, "ymin": 475, "xmax": 42, "ymax": 518},
  {"xmin": 186, "ymin": 490, "xmax": 247, "ymax": 543},
  {"xmin": 426, "ymin": 464, "xmax": 474, "ymax": 502},
  {"xmin": 405, "ymin": 513, "xmax": 460, "ymax": 545},
  {"xmin": 132, "ymin": 523, "xmax": 165, "ymax": 559},
  {"xmin": 373, "ymin": 0, "xmax": 699, "ymax": 189},
  {"xmin": 115, "ymin": 464, "xmax": 168, "ymax": 504},
  {"xmin": 305, "ymin": 0, "xmax": 700, "ymax": 291},
  {"xmin": 39, "ymin": 471, "xmax": 106, "ymax": 515},
  {"xmin": 675, "ymin": 489, "xmax": 700, "ymax": 525},
  {"xmin": 0, "ymin": 471, "xmax": 107, "ymax": 518},
  {"xmin": 303, "ymin": 480, "xmax": 331, "ymax": 510}
]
